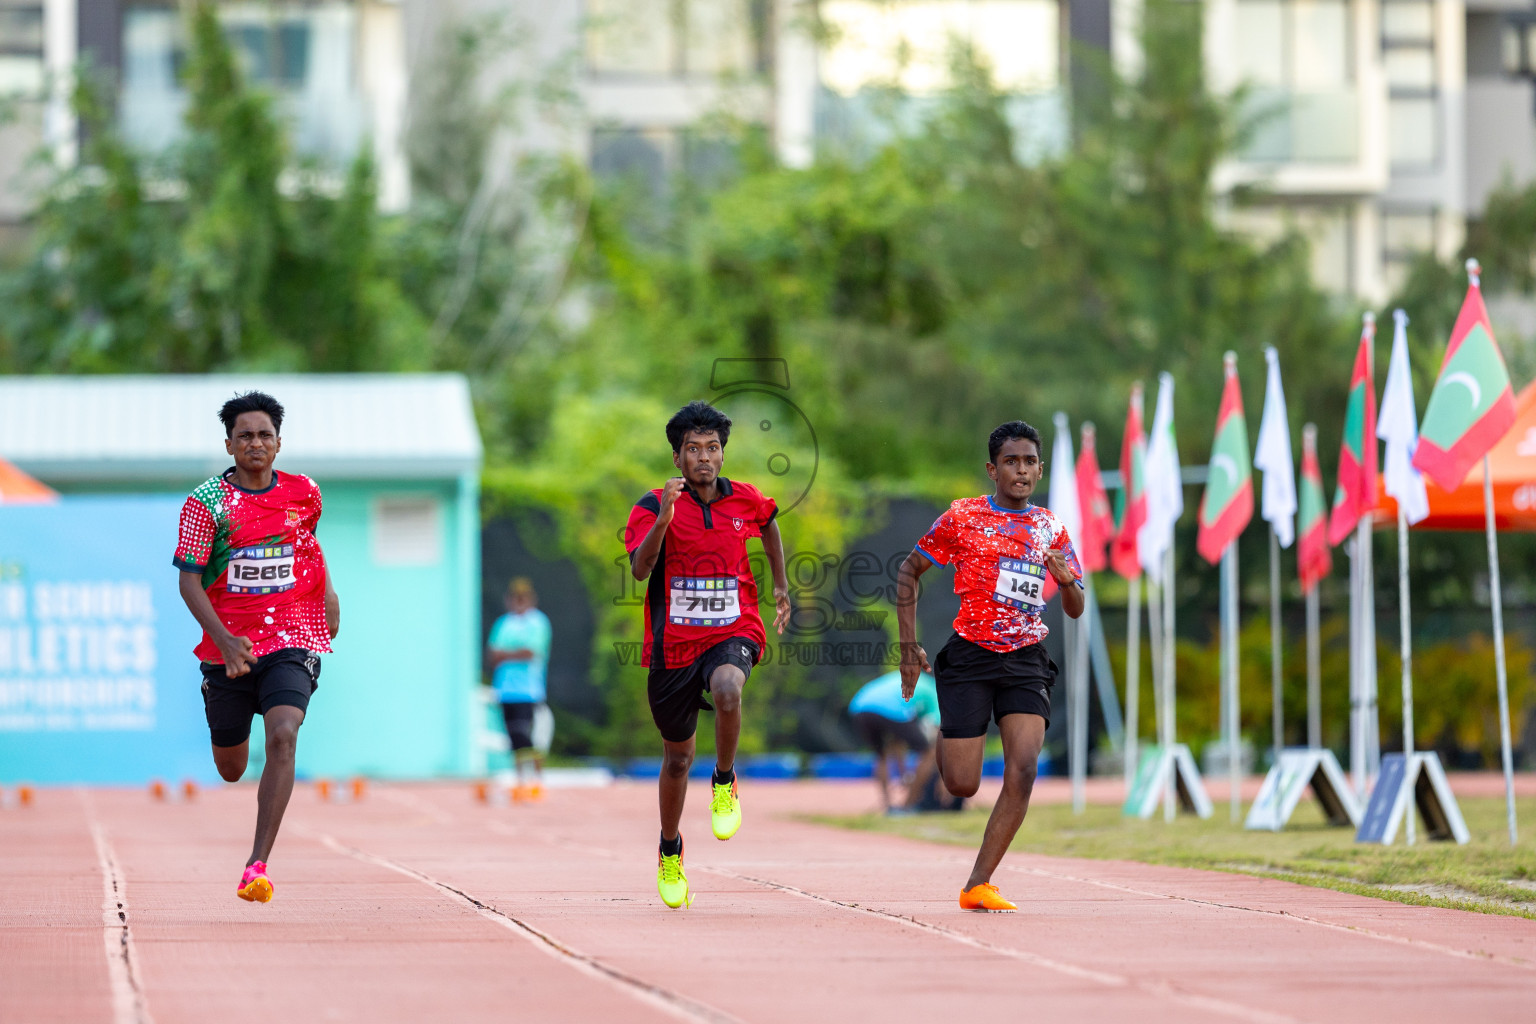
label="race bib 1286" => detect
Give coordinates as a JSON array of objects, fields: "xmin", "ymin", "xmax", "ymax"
[
  {"xmin": 993, "ymin": 558, "xmax": 1046, "ymax": 610},
  {"xmin": 227, "ymin": 544, "xmax": 297, "ymax": 595},
  {"xmin": 668, "ymin": 576, "xmax": 742, "ymax": 627}
]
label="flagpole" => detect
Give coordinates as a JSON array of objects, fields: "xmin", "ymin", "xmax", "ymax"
[
  {"xmin": 1306, "ymin": 581, "xmax": 1320, "ymax": 750},
  {"xmin": 1397, "ymin": 503, "xmax": 1415, "ymax": 846},
  {"xmin": 1072, "ymin": 579, "xmax": 1091, "ymax": 815},
  {"xmin": 1222, "ymin": 541, "xmax": 1241, "ymax": 821},
  {"xmin": 1483, "ymin": 454, "xmax": 1518, "ymax": 846},
  {"xmin": 1163, "ymin": 544, "xmax": 1177, "ymax": 823},
  {"xmin": 1348, "ymin": 533, "xmax": 1363, "ymax": 795},
  {"xmin": 1124, "ymin": 575, "xmax": 1142, "ymax": 797},
  {"xmin": 1362, "ymin": 514, "xmax": 1379, "ymax": 785},
  {"xmin": 1269, "ymin": 525, "xmax": 1283, "ymax": 772},
  {"xmin": 1302, "ymin": 422, "xmax": 1322, "ymax": 751}
]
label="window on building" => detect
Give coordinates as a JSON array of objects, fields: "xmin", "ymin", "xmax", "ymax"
[
  {"xmin": 0, "ymin": 1, "xmax": 44, "ymax": 97},
  {"xmin": 585, "ymin": 0, "xmax": 763, "ymax": 78},
  {"xmin": 1381, "ymin": 0, "xmax": 1438, "ymax": 169},
  {"xmin": 818, "ymin": 0, "xmax": 1061, "ymax": 97},
  {"xmin": 1227, "ymin": 203, "xmax": 1353, "ymax": 292},
  {"xmin": 591, "ymin": 127, "xmax": 739, "ymax": 193},
  {"xmin": 119, "ymin": 1, "xmax": 365, "ymax": 163},
  {"xmin": 1381, "ymin": 207, "xmax": 1437, "ymax": 294},
  {"xmin": 1233, "ymin": 0, "xmax": 1355, "ymax": 163}
]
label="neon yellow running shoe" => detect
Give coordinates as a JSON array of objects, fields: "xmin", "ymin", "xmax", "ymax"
[
  {"xmin": 657, "ymin": 838, "xmax": 692, "ymax": 909},
  {"xmin": 710, "ymin": 776, "xmax": 741, "ymax": 840}
]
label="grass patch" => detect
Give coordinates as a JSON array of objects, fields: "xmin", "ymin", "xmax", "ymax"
[{"xmin": 811, "ymin": 794, "xmax": 1536, "ymax": 918}]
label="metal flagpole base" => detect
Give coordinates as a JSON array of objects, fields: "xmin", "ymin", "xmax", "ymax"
[
  {"xmin": 1124, "ymin": 743, "xmax": 1212, "ymax": 819},
  {"xmin": 1356, "ymin": 751, "xmax": 1470, "ymax": 845},
  {"xmin": 1246, "ymin": 748, "xmax": 1360, "ymax": 831}
]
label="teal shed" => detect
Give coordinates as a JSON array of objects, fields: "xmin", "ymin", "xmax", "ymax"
[{"xmin": 0, "ymin": 374, "xmax": 483, "ymax": 779}]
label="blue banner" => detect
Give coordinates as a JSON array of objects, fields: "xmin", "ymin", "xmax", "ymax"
[{"xmin": 0, "ymin": 496, "xmax": 208, "ymax": 784}]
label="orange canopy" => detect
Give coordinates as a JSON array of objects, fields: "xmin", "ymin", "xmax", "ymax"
[
  {"xmin": 1375, "ymin": 380, "xmax": 1536, "ymax": 531},
  {"xmin": 0, "ymin": 457, "xmax": 57, "ymax": 505}
]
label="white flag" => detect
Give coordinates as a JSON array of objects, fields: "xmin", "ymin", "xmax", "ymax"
[
  {"xmin": 1139, "ymin": 373, "xmax": 1183, "ymax": 581},
  {"xmin": 1253, "ymin": 346, "xmax": 1297, "ymax": 547},
  {"xmin": 1049, "ymin": 412, "xmax": 1082, "ymax": 539},
  {"xmin": 1377, "ymin": 308, "xmax": 1430, "ymax": 525}
]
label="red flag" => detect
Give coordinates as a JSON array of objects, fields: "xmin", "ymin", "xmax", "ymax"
[
  {"xmin": 1195, "ymin": 354, "xmax": 1254, "ymax": 565},
  {"xmin": 1075, "ymin": 424, "xmax": 1114, "ymax": 573},
  {"xmin": 1327, "ymin": 315, "xmax": 1379, "ymax": 546},
  {"xmin": 1412, "ymin": 264, "xmax": 1519, "ymax": 492},
  {"xmin": 1297, "ymin": 424, "xmax": 1332, "ymax": 592},
  {"xmin": 1111, "ymin": 383, "xmax": 1147, "ymax": 580}
]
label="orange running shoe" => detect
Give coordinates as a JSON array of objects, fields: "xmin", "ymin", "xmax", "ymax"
[
  {"xmin": 959, "ymin": 883, "xmax": 1016, "ymax": 912},
  {"xmin": 237, "ymin": 861, "xmax": 273, "ymax": 903}
]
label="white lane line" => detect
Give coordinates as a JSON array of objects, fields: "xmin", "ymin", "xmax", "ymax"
[
  {"xmin": 705, "ymin": 866, "xmax": 1306, "ymax": 1024},
  {"xmin": 1005, "ymin": 862, "xmax": 1536, "ymax": 971},
  {"xmin": 311, "ymin": 832, "xmax": 742, "ymax": 1024},
  {"xmin": 79, "ymin": 791, "xmax": 155, "ymax": 1024}
]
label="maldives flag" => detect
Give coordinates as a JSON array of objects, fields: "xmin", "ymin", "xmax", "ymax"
[
  {"xmin": 1196, "ymin": 354, "xmax": 1254, "ymax": 564},
  {"xmin": 1298, "ymin": 423, "xmax": 1332, "ymax": 592},
  {"xmin": 1111, "ymin": 383, "xmax": 1148, "ymax": 580},
  {"xmin": 1326, "ymin": 316, "xmax": 1379, "ymax": 546},
  {"xmin": 1412, "ymin": 267, "xmax": 1519, "ymax": 492},
  {"xmin": 1076, "ymin": 423, "xmax": 1115, "ymax": 573}
]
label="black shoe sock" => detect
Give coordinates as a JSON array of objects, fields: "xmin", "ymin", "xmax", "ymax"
[
  {"xmin": 712, "ymin": 766, "xmax": 735, "ymax": 787},
  {"xmin": 659, "ymin": 832, "xmax": 682, "ymax": 857}
]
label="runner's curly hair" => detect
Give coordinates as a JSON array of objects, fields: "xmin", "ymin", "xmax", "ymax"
[
  {"xmin": 220, "ymin": 391, "xmax": 285, "ymax": 437},
  {"xmin": 666, "ymin": 401, "xmax": 732, "ymax": 452},
  {"xmin": 988, "ymin": 420, "xmax": 1041, "ymax": 463}
]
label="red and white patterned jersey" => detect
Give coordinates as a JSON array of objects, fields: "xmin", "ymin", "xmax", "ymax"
[
  {"xmin": 172, "ymin": 469, "xmax": 332, "ymax": 663},
  {"xmin": 914, "ymin": 495, "xmax": 1081, "ymax": 652}
]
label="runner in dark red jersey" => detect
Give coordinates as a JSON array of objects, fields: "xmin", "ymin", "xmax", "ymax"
[
  {"xmin": 625, "ymin": 401, "xmax": 790, "ymax": 908},
  {"xmin": 173, "ymin": 391, "xmax": 340, "ymax": 904},
  {"xmin": 896, "ymin": 421, "xmax": 1083, "ymax": 912}
]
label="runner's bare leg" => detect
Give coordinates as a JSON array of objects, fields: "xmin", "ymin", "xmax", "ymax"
[
  {"xmin": 249, "ymin": 705, "xmax": 305, "ymax": 866},
  {"xmin": 964, "ymin": 713, "xmax": 1045, "ymax": 890}
]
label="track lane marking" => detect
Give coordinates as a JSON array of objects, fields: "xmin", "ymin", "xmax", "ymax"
[
  {"xmin": 1004, "ymin": 862, "xmax": 1536, "ymax": 971},
  {"xmin": 700, "ymin": 866, "xmax": 1306, "ymax": 1024},
  {"xmin": 78, "ymin": 790, "xmax": 155, "ymax": 1024},
  {"xmin": 308, "ymin": 832, "xmax": 742, "ymax": 1024}
]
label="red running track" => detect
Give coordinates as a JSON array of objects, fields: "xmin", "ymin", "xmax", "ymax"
[{"xmin": 2, "ymin": 778, "xmax": 1534, "ymax": 1023}]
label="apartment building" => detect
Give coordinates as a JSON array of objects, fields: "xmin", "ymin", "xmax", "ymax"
[
  {"xmin": 0, "ymin": 0, "xmax": 409, "ymax": 216},
  {"xmin": 3, "ymin": 0, "xmax": 1536, "ymax": 303}
]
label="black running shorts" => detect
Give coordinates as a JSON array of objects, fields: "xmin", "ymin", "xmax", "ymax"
[
  {"xmin": 647, "ymin": 638, "xmax": 759, "ymax": 743},
  {"xmin": 501, "ymin": 700, "xmax": 537, "ymax": 751},
  {"xmin": 200, "ymin": 647, "xmax": 320, "ymax": 748},
  {"xmin": 933, "ymin": 634, "xmax": 1055, "ymax": 739},
  {"xmin": 851, "ymin": 711, "xmax": 932, "ymax": 754}
]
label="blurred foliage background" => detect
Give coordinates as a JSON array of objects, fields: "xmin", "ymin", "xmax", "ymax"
[{"xmin": 1, "ymin": 0, "xmax": 1532, "ymax": 764}]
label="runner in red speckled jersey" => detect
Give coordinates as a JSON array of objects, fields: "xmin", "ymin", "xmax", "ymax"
[
  {"xmin": 895, "ymin": 420, "xmax": 1083, "ymax": 912},
  {"xmin": 173, "ymin": 390, "xmax": 340, "ymax": 903}
]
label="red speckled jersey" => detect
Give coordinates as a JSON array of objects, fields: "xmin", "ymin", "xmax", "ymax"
[
  {"xmin": 172, "ymin": 469, "xmax": 332, "ymax": 663},
  {"xmin": 624, "ymin": 478, "xmax": 777, "ymax": 669},
  {"xmin": 915, "ymin": 495, "xmax": 1081, "ymax": 652}
]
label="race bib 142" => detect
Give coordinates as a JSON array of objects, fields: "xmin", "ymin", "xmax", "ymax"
[{"xmin": 993, "ymin": 558, "xmax": 1046, "ymax": 610}]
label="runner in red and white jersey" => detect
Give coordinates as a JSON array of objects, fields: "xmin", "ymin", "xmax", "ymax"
[
  {"xmin": 896, "ymin": 421, "xmax": 1083, "ymax": 912},
  {"xmin": 624, "ymin": 401, "xmax": 790, "ymax": 908},
  {"xmin": 173, "ymin": 391, "xmax": 340, "ymax": 904}
]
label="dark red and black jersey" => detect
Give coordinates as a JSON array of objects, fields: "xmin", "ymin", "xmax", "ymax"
[{"xmin": 624, "ymin": 478, "xmax": 778, "ymax": 668}]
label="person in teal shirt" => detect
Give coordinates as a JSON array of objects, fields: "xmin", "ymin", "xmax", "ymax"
[
  {"xmin": 486, "ymin": 578, "xmax": 552, "ymax": 798},
  {"xmin": 848, "ymin": 669, "xmax": 941, "ymax": 812}
]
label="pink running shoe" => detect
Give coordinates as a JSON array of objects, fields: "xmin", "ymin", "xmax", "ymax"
[{"xmin": 237, "ymin": 861, "xmax": 273, "ymax": 903}]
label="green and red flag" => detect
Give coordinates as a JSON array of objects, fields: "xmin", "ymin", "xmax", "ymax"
[
  {"xmin": 1412, "ymin": 261, "xmax": 1519, "ymax": 492},
  {"xmin": 1076, "ymin": 423, "xmax": 1115, "ymax": 573},
  {"xmin": 1326, "ymin": 315, "xmax": 1379, "ymax": 546},
  {"xmin": 1111, "ymin": 383, "xmax": 1147, "ymax": 580},
  {"xmin": 1196, "ymin": 353, "xmax": 1254, "ymax": 564},
  {"xmin": 1297, "ymin": 423, "xmax": 1331, "ymax": 592}
]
